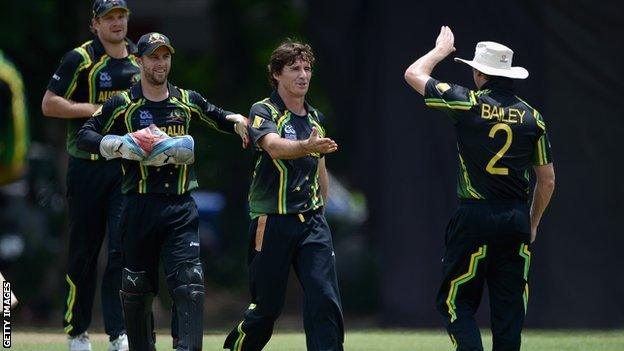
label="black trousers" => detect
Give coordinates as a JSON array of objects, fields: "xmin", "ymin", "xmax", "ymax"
[
  {"xmin": 436, "ymin": 200, "xmax": 532, "ymax": 351},
  {"xmin": 63, "ymin": 156, "xmax": 125, "ymax": 338},
  {"xmin": 121, "ymin": 192, "xmax": 200, "ymax": 295},
  {"xmin": 224, "ymin": 210, "xmax": 344, "ymax": 351}
]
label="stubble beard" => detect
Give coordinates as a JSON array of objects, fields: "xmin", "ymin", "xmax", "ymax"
[{"xmin": 145, "ymin": 70, "xmax": 168, "ymax": 86}]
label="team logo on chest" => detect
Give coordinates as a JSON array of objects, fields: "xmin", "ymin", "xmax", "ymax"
[
  {"xmin": 99, "ymin": 71, "xmax": 113, "ymax": 88},
  {"xmin": 130, "ymin": 73, "xmax": 140, "ymax": 84},
  {"xmin": 167, "ymin": 109, "xmax": 186, "ymax": 123},
  {"xmin": 138, "ymin": 109, "xmax": 154, "ymax": 127},
  {"xmin": 283, "ymin": 124, "xmax": 297, "ymax": 140}
]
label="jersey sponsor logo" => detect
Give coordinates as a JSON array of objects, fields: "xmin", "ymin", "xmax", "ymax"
[
  {"xmin": 252, "ymin": 115, "xmax": 264, "ymax": 129},
  {"xmin": 52, "ymin": 74, "xmax": 61, "ymax": 81},
  {"xmin": 97, "ymin": 90, "xmax": 124, "ymax": 102},
  {"xmin": 435, "ymin": 82, "xmax": 451, "ymax": 94},
  {"xmin": 481, "ymin": 103, "xmax": 526, "ymax": 124},
  {"xmin": 166, "ymin": 109, "xmax": 186, "ymax": 123},
  {"xmin": 159, "ymin": 124, "xmax": 186, "ymax": 137},
  {"xmin": 99, "ymin": 72, "xmax": 113, "ymax": 88},
  {"xmin": 283, "ymin": 124, "xmax": 297, "ymax": 140},
  {"xmin": 189, "ymin": 241, "xmax": 199, "ymax": 247},
  {"xmin": 138, "ymin": 109, "xmax": 154, "ymax": 127}
]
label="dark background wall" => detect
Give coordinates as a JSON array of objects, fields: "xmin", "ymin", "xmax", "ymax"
[{"xmin": 1, "ymin": 0, "xmax": 622, "ymax": 328}]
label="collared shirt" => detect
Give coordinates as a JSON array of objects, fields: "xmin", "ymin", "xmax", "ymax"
[
  {"xmin": 77, "ymin": 82, "xmax": 234, "ymax": 195},
  {"xmin": 46, "ymin": 37, "xmax": 140, "ymax": 160},
  {"xmin": 424, "ymin": 77, "xmax": 553, "ymax": 201},
  {"xmin": 247, "ymin": 91, "xmax": 325, "ymax": 216}
]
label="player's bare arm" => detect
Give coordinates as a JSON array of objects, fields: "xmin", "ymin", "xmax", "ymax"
[
  {"xmin": 530, "ymin": 163, "xmax": 555, "ymax": 243},
  {"xmin": 404, "ymin": 26, "xmax": 456, "ymax": 96},
  {"xmin": 41, "ymin": 90, "xmax": 102, "ymax": 119},
  {"xmin": 259, "ymin": 127, "xmax": 337, "ymax": 160}
]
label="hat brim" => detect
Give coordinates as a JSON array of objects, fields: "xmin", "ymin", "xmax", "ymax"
[
  {"xmin": 95, "ymin": 6, "xmax": 130, "ymax": 18},
  {"xmin": 142, "ymin": 44, "xmax": 176, "ymax": 56},
  {"xmin": 454, "ymin": 57, "xmax": 529, "ymax": 79}
]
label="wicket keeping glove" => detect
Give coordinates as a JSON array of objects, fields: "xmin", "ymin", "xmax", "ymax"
[
  {"xmin": 141, "ymin": 135, "xmax": 195, "ymax": 166},
  {"xmin": 99, "ymin": 134, "xmax": 148, "ymax": 161}
]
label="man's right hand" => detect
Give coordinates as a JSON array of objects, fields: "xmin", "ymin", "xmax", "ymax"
[
  {"xmin": 301, "ymin": 127, "xmax": 338, "ymax": 154},
  {"xmin": 434, "ymin": 26, "xmax": 456, "ymax": 58}
]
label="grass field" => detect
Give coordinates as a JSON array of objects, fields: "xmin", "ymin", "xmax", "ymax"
[{"xmin": 6, "ymin": 329, "xmax": 624, "ymax": 350}]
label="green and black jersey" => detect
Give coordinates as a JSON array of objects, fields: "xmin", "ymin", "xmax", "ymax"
[
  {"xmin": 0, "ymin": 50, "xmax": 29, "ymax": 185},
  {"xmin": 247, "ymin": 91, "xmax": 325, "ymax": 217},
  {"xmin": 46, "ymin": 37, "xmax": 140, "ymax": 160},
  {"xmin": 424, "ymin": 77, "xmax": 553, "ymax": 201},
  {"xmin": 77, "ymin": 82, "xmax": 235, "ymax": 195}
]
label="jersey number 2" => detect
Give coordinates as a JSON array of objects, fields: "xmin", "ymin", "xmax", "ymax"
[{"xmin": 486, "ymin": 123, "xmax": 512, "ymax": 175}]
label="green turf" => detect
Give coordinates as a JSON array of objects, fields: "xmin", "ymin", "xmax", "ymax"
[{"xmin": 8, "ymin": 329, "xmax": 624, "ymax": 350}]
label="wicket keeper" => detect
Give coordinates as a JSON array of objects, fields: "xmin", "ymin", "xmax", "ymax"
[{"xmin": 77, "ymin": 32, "xmax": 248, "ymax": 351}]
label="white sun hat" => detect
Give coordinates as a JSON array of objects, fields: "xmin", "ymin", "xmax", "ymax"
[{"xmin": 454, "ymin": 41, "xmax": 529, "ymax": 79}]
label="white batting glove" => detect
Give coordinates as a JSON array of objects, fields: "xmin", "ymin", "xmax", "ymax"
[{"xmin": 99, "ymin": 134, "xmax": 147, "ymax": 161}]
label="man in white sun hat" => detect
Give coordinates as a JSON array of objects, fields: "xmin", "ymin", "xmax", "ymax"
[{"xmin": 405, "ymin": 26, "xmax": 555, "ymax": 351}]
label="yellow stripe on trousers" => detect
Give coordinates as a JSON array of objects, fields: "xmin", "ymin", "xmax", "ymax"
[
  {"xmin": 519, "ymin": 243, "xmax": 531, "ymax": 313},
  {"xmin": 64, "ymin": 275, "xmax": 77, "ymax": 333},
  {"xmin": 445, "ymin": 245, "xmax": 487, "ymax": 323}
]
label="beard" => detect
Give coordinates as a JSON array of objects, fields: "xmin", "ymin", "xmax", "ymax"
[{"xmin": 144, "ymin": 69, "xmax": 168, "ymax": 86}]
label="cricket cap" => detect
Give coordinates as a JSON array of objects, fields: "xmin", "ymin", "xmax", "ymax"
[
  {"xmin": 92, "ymin": 0, "xmax": 130, "ymax": 18},
  {"xmin": 137, "ymin": 32, "xmax": 176, "ymax": 57}
]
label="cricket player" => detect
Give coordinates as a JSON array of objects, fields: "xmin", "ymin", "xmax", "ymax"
[
  {"xmin": 404, "ymin": 26, "xmax": 555, "ymax": 350},
  {"xmin": 41, "ymin": 1, "xmax": 138, "ymax": 349},
  {"xmin": 1, "ymin": 49, "xmax": 29, "ymax": 306},
  {"xmin": 223, "ymin": 40, "xmax": 344, "ymax": 351},
  {"xmin": 77, "ymin": 32, "xmax": 248, "ymax": 351},
  {"xmin": 0, "ymin": 49, "xmax": 28, "ymax": 186}
]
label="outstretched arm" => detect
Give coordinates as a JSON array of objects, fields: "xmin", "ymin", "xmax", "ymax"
[
  {"xmin": 530, "ymin": 163, "xmax": 555, "ymax": 243},
  {"xmin": 404, "ymin": 26, "xmax": 456, "ymax": 96},
  {"xmin": 258, "ymin": 127, "xmax": 337, "ymax": 160}
]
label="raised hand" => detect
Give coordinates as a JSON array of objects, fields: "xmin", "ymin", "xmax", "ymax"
[
  {"xmin": 435, "ymin": 26, "xmax": 456, "ymax": 57},
  {"xmin": 301, "ymin": 127, "xmax": 338, "ymax": 154}
]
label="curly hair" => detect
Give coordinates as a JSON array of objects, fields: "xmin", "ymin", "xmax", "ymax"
[{"xmin": 267, "ymin": 39, "xmax": 315, "ymax": 88}]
